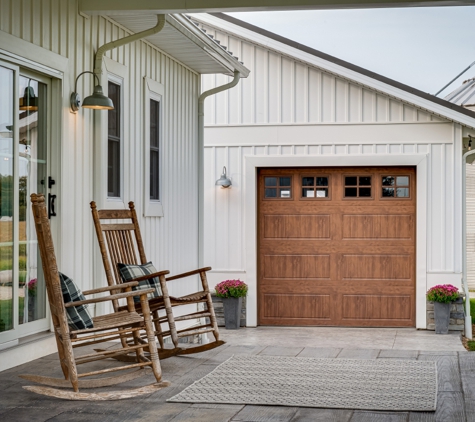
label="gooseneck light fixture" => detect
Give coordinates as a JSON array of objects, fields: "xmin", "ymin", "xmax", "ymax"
[
  {"xmin": 215, "ymin": 166, "xmax": 232, "ymax": 188},
  {"xmin": 70, "ymin": 71, "xmax": 114, "ymax": 112}
]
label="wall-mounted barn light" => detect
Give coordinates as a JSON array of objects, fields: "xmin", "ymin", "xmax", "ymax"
[
  {"xmin": 70, "ymin": 71, "xmax": 114, "ymax": 112},
  {"xmin": 215, "ymin": 166, "xmax": 232, "ymax": 188}
]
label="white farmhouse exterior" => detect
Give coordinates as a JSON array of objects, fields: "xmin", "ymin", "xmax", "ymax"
[
  {"xmin": 0, "ymin": 1, "xmax": 248, "ymax": 371},
  {"xmin": 193, "ymin": 13, "xmax": 475, "ymax": 329}
]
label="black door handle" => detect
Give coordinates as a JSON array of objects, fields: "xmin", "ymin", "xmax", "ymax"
[{"xmin": 48, "ymin": 193, "xmax": 57, "ymax": 219}]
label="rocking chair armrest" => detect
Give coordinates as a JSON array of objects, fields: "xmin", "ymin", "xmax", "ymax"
[
  {"xmin": 129, "ymin": 270, "xmax": 170, "ymax": 283},
  {"xmin": 166, "ymin": 267, "xmax": 212, "ymax": 281},
  {"xmin": 64, "ymin": 289, "xmax": 155, "ymax": 308},
  {"xmin": 82, "ymin": 281, "xmax": 139, "ymax": 296}
]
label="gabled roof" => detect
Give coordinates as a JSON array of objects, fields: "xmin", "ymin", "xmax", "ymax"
[
  {"xmin": 108, "ymin": 14, "xmax": 249, "ymax": 77},
  {"xmin": 192, "ymin": 12, "xmax": 475, "ymax": 129}
]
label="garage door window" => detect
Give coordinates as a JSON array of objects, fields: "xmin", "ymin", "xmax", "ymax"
[
  {"xmin": 382, "ymin": 176, "xmax": 410, "ymax": 198},
  {"xmin": 264, "ymin": 176, "xmax": 292, "ymax": 199},
  {"xmin": 301, "ymin": 176, "xmax": 329, "ymax": 199},
  {"xmin": 344, "ymin": 176, "xmax": 372, "ymax": 198}
]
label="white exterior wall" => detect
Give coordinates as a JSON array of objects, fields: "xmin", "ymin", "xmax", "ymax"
[
  {"xmin": 200, "ymin": 20, "xmax": 465, "ymax": 328},
  {"xmin": 0, "ymin": 0, "xmax": 200, "ymax": 368}
]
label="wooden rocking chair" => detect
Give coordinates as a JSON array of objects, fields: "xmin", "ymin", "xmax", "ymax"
[
  {"xmin": 90, "ymin": 201, "xmax": 224, "ymax": 359},
  {"xmin": 21, "ymin": 194, "xmax": 169, "ymax": 400}
]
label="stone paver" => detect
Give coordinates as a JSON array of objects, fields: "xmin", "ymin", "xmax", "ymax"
[{"xmin": 0, "ymin": 326, "xmax": 470, "ymax": 421}]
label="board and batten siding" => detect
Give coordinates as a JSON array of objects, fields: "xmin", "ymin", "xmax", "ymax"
[
  {"xmin": 197, "ymin": 22, "xmax": 448, "ymax": 126},
  {"xmin": 0, "ymin": 0, "xmax": 201, "ymax": 306},
  {"xmin": 466, "ymin": 164, "xmax": 475, "ymax": 289},
  {"xmin": 198, "ymin": 20, "xmax": 464, "ymax": 317}
]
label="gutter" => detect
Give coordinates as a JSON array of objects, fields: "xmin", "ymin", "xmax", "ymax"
[
  {"xmin": 197, "ymin": 70, "xmax": 241, "ymax": 267},
  {"xmin": 462, "ymin": 149, "xmax": 474, "ymax": 339},
  {"xmin": 94, "ymin": 15, "xmax": 166, "ymax": 75}
]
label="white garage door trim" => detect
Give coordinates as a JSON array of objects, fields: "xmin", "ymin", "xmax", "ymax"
[{"xmin": 244, "ymin": 154, "xmax": 428, "ymax": 329}]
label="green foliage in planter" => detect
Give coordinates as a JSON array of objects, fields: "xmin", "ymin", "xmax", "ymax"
[{"xmin": 215, "ymin": 279, "xmax": 248, "ymax": 298}]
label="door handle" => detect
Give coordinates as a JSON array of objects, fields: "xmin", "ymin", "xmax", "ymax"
[{"xmin": 48, "ymin": 193, "xmax": 57, "ymax": 219}]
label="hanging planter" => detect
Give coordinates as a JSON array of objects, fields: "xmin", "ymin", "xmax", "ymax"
[
  {"xmin": 215, "ymin": 280, "xmax": 248, "ymax": 330},
  {"xmin": 427, "ymin": 284, "xmax": 459, "ymax": 334}
]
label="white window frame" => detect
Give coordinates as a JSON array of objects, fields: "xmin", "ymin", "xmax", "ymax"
[{"xmin": 143, "ymin": 77, "xmax": 164, "ymax": 217}]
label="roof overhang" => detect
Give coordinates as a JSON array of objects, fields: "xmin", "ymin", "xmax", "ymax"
[
  {"xmin": 193, "ymin": 12, "xmax": 475, "ymax": 130},
  {"xmin": 80, "ymin": 0, "xmax": 475, "ymax": 15},
  {"xmin": 108, "ymin": 14, "xmax": 249, "ymax": 77}
]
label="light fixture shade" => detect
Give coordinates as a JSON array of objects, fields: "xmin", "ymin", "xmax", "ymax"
[
  {"xmin": 19, "ymin": 86, "xmax": 38, "ymax": 111},
  {"xmin": 216, "ymin": 166, "xmax": 232, "ymax": 188},
  {"xmin": 82, "ymin": 85, "xmax": 114, "ymax": 110}
]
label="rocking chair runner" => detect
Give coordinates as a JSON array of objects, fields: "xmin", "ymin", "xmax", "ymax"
[
  {"xmin": 90, "ymin": 201, "xmax": 224, "ymax": 357},
  {"xmin": 23, "ymin": 194, "xmax": 169, "ymax": 400}
]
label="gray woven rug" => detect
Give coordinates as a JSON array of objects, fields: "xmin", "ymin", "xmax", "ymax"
[{"xmin": 168, "ymin": 355, "xmax": 437, "ymax": 411}]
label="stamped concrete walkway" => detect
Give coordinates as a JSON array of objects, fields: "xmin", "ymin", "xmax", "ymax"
[{"xmin": 0, "ymin": 327, "xmax": 472, "ymax": 422}]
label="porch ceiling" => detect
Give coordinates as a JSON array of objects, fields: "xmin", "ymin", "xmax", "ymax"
[
  {"xmin": 109, "ymin": 14, "xmax": 249, "ymax": 77},
  {"xmin": 82, "ymin": 0, "xmax": 475, "ymax": 15}
]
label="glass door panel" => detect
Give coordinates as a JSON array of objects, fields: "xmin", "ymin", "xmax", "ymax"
[
  {"xmin": 0, "ymin": 65, "xmax": 14, "ymax": 334},
  {"xmin": 18, "ymin": 76, "xmax": 47, "ymax": 325}
]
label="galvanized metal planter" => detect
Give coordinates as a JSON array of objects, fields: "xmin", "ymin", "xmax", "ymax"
[
  {"xmin": 434, "ymin": 301, "xmax": 451, "ymax": 334},
  {"xmin": 222, "ymin": 297, "xmax": 242, "ymax": 330}
]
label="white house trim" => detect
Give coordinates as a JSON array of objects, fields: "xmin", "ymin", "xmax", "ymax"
[{"xmin": 244, "ymin": 154, "xmax": 428, "ymax": 328}]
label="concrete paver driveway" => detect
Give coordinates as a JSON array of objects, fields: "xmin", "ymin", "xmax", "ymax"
[{"xmin": 0, "ymin": 327, "xmax": 470, "ymax": 421}]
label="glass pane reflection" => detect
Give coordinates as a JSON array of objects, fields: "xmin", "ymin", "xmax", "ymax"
[
  {"xmin": 19, "ymin": 76, "xmax": 47, "ymax": 325},
  {"xmin": 0, "ymin": 66, "xmax": 14, "ymax": 333}
]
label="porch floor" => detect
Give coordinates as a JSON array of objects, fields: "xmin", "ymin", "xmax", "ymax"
[{"xmin": 0, "ymin": 327, "xmax": 472, "ymax": 421}]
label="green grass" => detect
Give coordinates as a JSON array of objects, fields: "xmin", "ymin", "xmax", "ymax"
[
  {"xmin": 467, "ymin": 341, "xmax": 475, "ymax": 352},
  {"xmin": 0, "ymin": 297, "xmax": 24, "ymax": 332},
  {"xmin": 471, "ymin": 299, "xmax": 475, "ymax": 324}
]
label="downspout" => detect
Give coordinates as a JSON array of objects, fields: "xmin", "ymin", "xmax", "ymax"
[
  {"xmin": 462, "ymin": 149, "xmax": 474, "ymax": 339},
  {"xmin": 198, "ymin": 70, "xmax": 241, "ymax": 267},
  {"xmin": 94, "ymin": 15, "xmax": 166, "ymax": 75}
]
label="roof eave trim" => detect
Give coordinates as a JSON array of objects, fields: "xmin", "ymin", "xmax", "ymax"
[{"xmin": 168, "ymin": 14, "xmax": 250, "ymax": 77}]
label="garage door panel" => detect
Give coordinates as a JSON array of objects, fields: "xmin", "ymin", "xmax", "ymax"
[
  {"xmin": 342, "ymin": 295, "xmax": 412, "ymax": 320},
  {"xmin": 341, "ymin": 254, "xmax": 413, "ymax": 280},
  {"xmin": 263, "ymin": 254, "xmax": 331, "ymax": 279},
  {"xmin": 264, "ymin": 215, "xmax": 331, "ymax": 239},
  {"xmin": 263, "ymin": 294, "xmax": 331, "ymax": 319},
  {"xmin": 260, "ymin": 243, "xmax": 415, "ymax": 254},
  {"xmin": 342, "ymin": 215, "xmax": 414, "ymax": 240}
]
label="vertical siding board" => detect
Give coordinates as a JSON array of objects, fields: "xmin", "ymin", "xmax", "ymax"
[
  {"xmin": 308, "ymin": 69, "xmax": 320, "ymax": 123},
  {"xmin": 281, "ymin": 57, "xmax": 293, "ymax": 123},
  {"xmin": 268, "ymin": 52, "xmax": 280, "ymax": 124},
  {"xmin": 321, "ymin": 73, "xmax": 334, "ymax": 123},
  {"xmin": 294, "ymin": 62, "xmax": 306, "ymax": 123},
  {"xmin": 241, "ymin": 42, "xmax": 254, "ymax": 124},
  {"xmin": 361, "ymin": 89, "xmax": 374, "ymax": 122},
  {"xmin": 348, "ymin": 84, "xmax": 361, "ymax": 123},
  {"xmin": 335, "ymin": 78, "xmax": 347, "ymax": 122},
  {"xmin": 255, "ymin": 46, "xmax": 268, "ymax": 124}
]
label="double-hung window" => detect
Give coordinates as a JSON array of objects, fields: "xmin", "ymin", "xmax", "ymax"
[
  {"xmin": 107, "ymin": 81, "xmax": 121, "ymax": 198},
  {"xmin": 143, "ymin": 78, "xmax": 164, "ymax": 217}
]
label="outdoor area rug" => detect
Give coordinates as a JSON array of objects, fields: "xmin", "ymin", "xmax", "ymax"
[{"xmin": 168, "ymin": 355, "xmax": 438, "ymax": 411}]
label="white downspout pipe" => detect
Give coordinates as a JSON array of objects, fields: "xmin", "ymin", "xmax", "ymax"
[
  {"xmin": 197, "ymin": 70, "xmax": 241, "ymax": 267},
  {"xmin": 94, "ymin": 15, "xmax": 166, "ymax": 75},
  {"xmin": 462, "ymin": 149, "xmax": 474, "ymax": 339}
]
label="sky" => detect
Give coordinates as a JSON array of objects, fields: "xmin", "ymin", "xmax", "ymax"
[{"xmin": 226, "ymin": 6, "xmax": 475, "ymax": 98}]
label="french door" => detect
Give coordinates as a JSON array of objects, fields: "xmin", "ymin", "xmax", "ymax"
[{"xmin": 0, "ymin": 61, "xmax": 53, "ymax": 345}]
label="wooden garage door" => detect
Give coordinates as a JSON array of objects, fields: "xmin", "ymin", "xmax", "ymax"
[{"xmin": 258, "ymin": 167, "xmax": 416, "ymax": 327}]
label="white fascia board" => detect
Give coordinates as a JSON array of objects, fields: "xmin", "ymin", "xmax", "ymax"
[
  {"xmin": 193, "ymin": 13, "xmax": 475, "ymax": 129},
  {"xmin": 80, "ymin": 0, "xmax": 475, "ymax": 15},
  {"xmin": 168, "ymin": 14, "xmax": 250, "ymax": 78}
]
